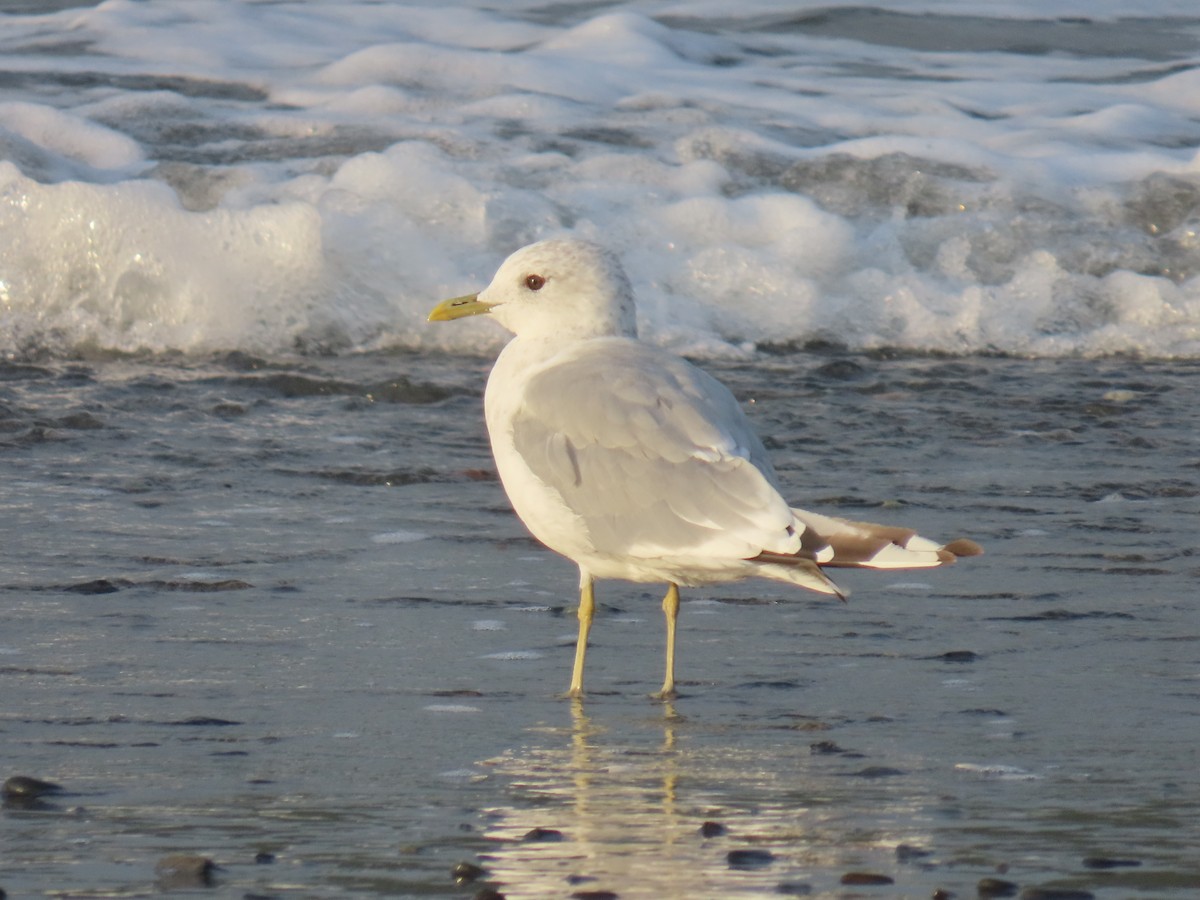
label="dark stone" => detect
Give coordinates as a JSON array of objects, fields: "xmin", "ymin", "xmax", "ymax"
[
  {"xmin": 3, "ymin": 775, "xmax": 64, "ymax": 809},
  {"xmin": 775, "ymin": 883, "xmax": 813, "ymax": 895},
  {"xmin": 940, "ymin": 650, "xmax": 979, "ymax": 662},
  {"xmin": 932, "ymin": 890, "xmax": 956, "ymax": 900},
  {"xmin": 814, "ymin": 359, "xmax": 869, "ymax": 380},
  {"xmin": 63, "ymin": 579, "xmax": 121, "ymax": 594},
  {"xmin": 254, "ymin": 852, "xmax": 275, "ymax": 864},
  {"xmin": 473, "ymin": 889, "xmax": 506, "ymax": 900},
  {"xmin": 843, "ymin": 766, "xmax": 906, "ymax": 779},
  {"xmin": 809, "ymin": 740, "xmax": 846, "ymax": 755},
  {"xmin": 3, "ymin": 775, "xmax": 63, "ymax": 800},
  {"xmin": 840, "ymin": 872, "xmax": 894, "ymax": 885},
  {"xmin": 699, "ymin": 820, "xmax": 727, "ymax": 837},
  {"xmin": 1019, "ymin": 890, "xmax": 1094, "ymax": 900},
  {"xmin": 56, "ymin": 411, "xmax": 105, "ymax": 430},
  {"xmin": 155, "ymin": 855, "xmax": 217, "ymax": 888},
  {"xmin": 165, "ymin": 716, "xmax": 242, "ymax": 727},
  {"xmin": 727, "ymin": 849, "xmax": 775, "ymax": 870},
  {"xmin": 570, "ymin": 891, "xmax": 618, "ymax": 900},
  {"xmin": 522, "ymin": 826, "xmax": 564, "ymax": 842},
  {"xmin": 978, "ymin": 877, "xmax": 1019, "ymax": 897},
  {"xmin": 895, "ymin": 843, "xmax": 933, "ymax": 862},
  {"xmin": 453, "ymin": 861, "xmax": 488, "ymax": 884},
  {"xmin": 1081, "ymin": 856, "xmax": 1140, "ymax": 869}
]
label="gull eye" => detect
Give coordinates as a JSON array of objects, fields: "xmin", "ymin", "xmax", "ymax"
[{"xmin": 524, "ymin": 274, "xmax": 546, "ymax": 291}]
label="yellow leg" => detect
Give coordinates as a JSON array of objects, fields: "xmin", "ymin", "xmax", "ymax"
[
  {"xmin": 653, "ymin": 583, "xmax": 680, "ymax": 700},
  {"xmin": 567, "ymin": 572, "xmax": 595, "ymax": 699}
]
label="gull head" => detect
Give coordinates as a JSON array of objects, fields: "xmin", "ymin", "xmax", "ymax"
[{"xmin": 429, "ymin": 239, "xmax": 637, "ymax": 341}]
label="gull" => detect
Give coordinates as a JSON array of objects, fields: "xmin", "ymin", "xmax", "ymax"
[{"xmin": 428, "ymin": 239, "xmax": 981, "ymax": 699}]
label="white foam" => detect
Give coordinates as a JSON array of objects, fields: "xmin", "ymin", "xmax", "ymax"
[
  {"xmin": 954, "ymin": 762, "xmax": 1042, "ymax": 781},
  {"xmin": 0, "ymin": 163, "xmax": 330, "ymax": 354},
  {"xmin": 0, "ymin": 1, "xmax": 1197, "ymax": 359},
  {"xmin": 370, "ymin": 530, "xmax": 429, "ymax": 545},
  {"xmin": 0, "ymin": 102, "xmax": 144, "ymax": 177}
]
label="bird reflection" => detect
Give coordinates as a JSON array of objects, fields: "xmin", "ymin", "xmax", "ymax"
[
  {"xmin": 474, "ymin": 700, "xmax": 940, "ymax": 898},
  {"xmin": 476, "ymin": 702, "xmax": 800, "ymax": 899},
  {"xmin": 562, "ymin": 698, "xmax": 682, "ymax": 858}
]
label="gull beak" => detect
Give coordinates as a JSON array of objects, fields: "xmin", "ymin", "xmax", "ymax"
[{"xmin": 427, "ymin": 293, "xmax": 495, "ymax": 322}]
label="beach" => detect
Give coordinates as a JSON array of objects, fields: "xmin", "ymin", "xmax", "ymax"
[
  {"xmin": 1, "ymin": 0, "xmax": 1199, "ymax": 895},
  {"xmin": 3, "ymin": 350, "xmax": 1197, "ymax": 896}
]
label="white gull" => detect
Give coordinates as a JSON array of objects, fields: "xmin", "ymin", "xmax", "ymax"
[{"xmin": 429, "ymin": 238, "xmax": 981, "ymax": 698}]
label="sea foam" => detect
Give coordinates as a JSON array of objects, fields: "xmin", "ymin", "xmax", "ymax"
[{"xmin": 1, "ymin": 1, "xmax": 1198, "ymax": 358}]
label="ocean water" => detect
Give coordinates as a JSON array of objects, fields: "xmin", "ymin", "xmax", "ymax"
[
  {"xmin": 3, "ymin": 0, "xmax": 1200, "ymax": 358},
  {"xmin": 1, "ymin": 2, "xmax": 1198, "ymax": 898}
]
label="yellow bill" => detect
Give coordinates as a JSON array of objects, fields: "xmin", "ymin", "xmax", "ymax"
[{"xmin": 427, "ymin": 293, "xmax": 495, "ymax": 322}]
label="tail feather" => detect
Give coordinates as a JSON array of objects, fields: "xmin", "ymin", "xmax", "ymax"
[
  {"xmin": 751, "ymin": 552, "xmax": 848, "ymax": 600},
  {"xmin": 748, "ymin": 508, "xmax": 982, "ymax": 595}
]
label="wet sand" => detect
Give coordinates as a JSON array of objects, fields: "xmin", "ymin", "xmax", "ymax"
[{"xmin": 1, "ymin": 351, "xmax": 1197, "ymax": 897}]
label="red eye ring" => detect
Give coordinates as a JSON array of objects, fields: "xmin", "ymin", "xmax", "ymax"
[{"xmin": 525, "ymin": 274, "xmax": 546, "ymax": 291}]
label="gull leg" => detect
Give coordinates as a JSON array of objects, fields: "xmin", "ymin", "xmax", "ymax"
[
  {"xmin": 567, "ymin": 571, "xmax": 595, "ymax": 699},
  {"xmin": 653, "ymin": 583, "xmax": 681, "ymax": 700}
]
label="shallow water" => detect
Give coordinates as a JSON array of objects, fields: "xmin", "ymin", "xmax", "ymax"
[
  {"xmin": 3, "ymin": 4, "xmax": 1200, "ymax": 893},
  {"xmin": 2, "ymin": 350, "xmax": 1197, "ymax": 897}
]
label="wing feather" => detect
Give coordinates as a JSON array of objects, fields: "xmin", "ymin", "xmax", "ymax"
[{"xmin": 510, "ymin": 339, "xmax": 798, "ymax": 561}]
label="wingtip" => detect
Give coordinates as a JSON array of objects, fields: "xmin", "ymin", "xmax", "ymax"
[{"xmin": 942, "ymin": 538, "xmax": 984, "ymax": 559}]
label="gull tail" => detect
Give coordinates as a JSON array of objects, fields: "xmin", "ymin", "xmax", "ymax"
[{"xmin": 748, "ymin": 507, "xmax": 983, "ymax": 600}]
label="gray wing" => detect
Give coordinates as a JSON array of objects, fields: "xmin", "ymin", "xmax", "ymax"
[{"xmin": 510, "ymin": 338, "xmax": 800, "ymax": 561}]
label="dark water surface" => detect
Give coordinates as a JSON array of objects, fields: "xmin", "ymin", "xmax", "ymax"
[{"xmin": 2, "ymin": 351, "xmax": 1197, "ymax": 898}]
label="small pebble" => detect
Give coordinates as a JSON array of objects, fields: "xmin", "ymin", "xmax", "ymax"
[
  {"xmin": 453, "ymin": 861, "xmax": 488, "ymax": 884},
  {"xmin": 814, "ymin": 359, "xmax": 868, "ymax": 380},
  {"xmin": 727, "ymin": 849, "xmax": 775, "ymax": 870},
  {"xmin": 844, "ymin": 766, "xmax": 906, "ymax": 779},
  {"xmin": 932, "ymin": 890, "xmax": 956, "ymax": 900},
  {"xmin": 977, "ymin": 877, "xmax": 1019, "ymax": 897},
  {"xmin": 570, "ymin": 891, "xmax": 618, "ymax": 900},
  {"xmin": 474, "ymin": 889, "xmax": 506, "ymax": 900},
  {"xmin": 211, "ymin": 401, "xmax": 247, "ymax": 417},
  {"xmin": 522, "ymin": 826, "xmax": 564, "ymax": 842},
  {"xmin": 254, "ymin": 851, "xmax": 275, "ymax": 865},
  {"xmin": 840, "ymin": 872, "xmax": 894, "ymax": 885},
  {"xmin": 1019, "ymin": 890, "xmax": 1094, "ymax": 900},
  {"xmin": 940, "ymin": 650, "xmax": 979, "ymax": 662},
  {"xmin": 699, "ymin": 820, "xmax": 727, "ymax": 837},
  {"xmin": 63, "ymin": 578, "xmax": 121, "ymax": 594},
  {"xmin": 895, "ymin": 843, "xmax": 933, "ymax": 862},
  {"xmin": 775, "ymin": 882, "xmax": 812, "ymax": 895},
  {"xmin": 2, "ymin": 775, "xmax": 63, "ymax": 801},
  {"xmin": 155, "ymin": 855, "xmax": 217, "ymax": 888},
  {"xmin": 809, "ymin": 741, "xmax": 846, "ymax": 755},
  {"xmin": 1081, "ymin": 856, "xmax": 1140, "ymax": 869}
]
